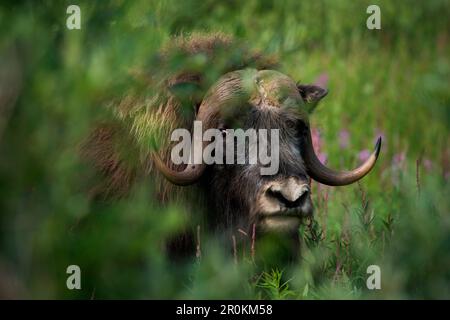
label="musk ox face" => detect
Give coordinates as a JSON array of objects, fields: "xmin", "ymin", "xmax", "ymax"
[
  {"xmin": 153, "ymin": 69, "xmax": 381, "ymax": 235},
  {"xmin": 209, "ymin": 98, "xmax": 314, "ymax": 234},
  {"xmin": 213, "ymin": 115, "xmax": 313, "ymax": 233}
]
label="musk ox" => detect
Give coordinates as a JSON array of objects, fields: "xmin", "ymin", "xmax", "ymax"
[{"xmin": 82, "ymin": 33, "xmax": 380, "ymax": 258}]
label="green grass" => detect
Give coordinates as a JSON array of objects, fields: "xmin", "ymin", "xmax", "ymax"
[{"xmin": 0, "ymin": 0, "xmax": 449, "ymax": 299}]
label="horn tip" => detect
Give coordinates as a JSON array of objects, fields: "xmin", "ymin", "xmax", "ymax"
[{"xmin": 374, "ymin": 136, "xmax": 382, "ymax": 158}]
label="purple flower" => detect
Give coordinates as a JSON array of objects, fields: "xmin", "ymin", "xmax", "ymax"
[
  {"xmin": 392, "ymin": 152, "xmax": 406, "ymax": 168},
  {"xmin": 311, "ymin": 128, "xmax": 328, "ymax": 164},
  {"xmin": 314, "ymin": 73, "xmax": 329, "ymax": 89},
  {"xmin": 311, "ymin": 128, "xmax": 322, "ymax": 154},
  {"xmin": 358, "ymin": 149, "xmax": 371, "ymax": 163},
  {"xmin": 318, "ymin": 152, "xmax": 327, "ymax": 164},
  {"xmin": 339, "ymin": 129, "xmax": 350, "ymax": 149},
  {"xmin": 390, "ymin": 151, "xmax": 406, "ymax": 186},
  {"xmin": 423, "ymin": 158, "xmax": 433, "ymax": 172}
]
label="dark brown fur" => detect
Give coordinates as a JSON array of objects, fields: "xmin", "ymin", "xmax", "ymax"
[
  {"xmin": 81, "ymin": 33, "xmax": 283, "ymax": 256},
  {"xmin": 82, "ymin": 32, "xmax": 278, "ymax": 201}
]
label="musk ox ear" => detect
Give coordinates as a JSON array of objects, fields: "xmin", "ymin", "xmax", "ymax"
[{"xmin": 297, "ymin": 84, "xmax": 328, "ymax": 113}]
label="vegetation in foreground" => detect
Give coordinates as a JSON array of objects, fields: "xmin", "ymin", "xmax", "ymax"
[{"xmin": 0, "ymin": 0, "xmax": 449, "ymax": 299}]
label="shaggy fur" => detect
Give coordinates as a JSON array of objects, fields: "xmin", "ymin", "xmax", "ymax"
[
  {"xmin": 82, "ymin": 32, "xmax": 278, "ymax": 200},
  {"xmin": 81, "ymin": 33, "xmax": 372, "ymax": 261},
  {"xmin": 81, "ymin": 33, "xmax": 283, "ymax": 255}
]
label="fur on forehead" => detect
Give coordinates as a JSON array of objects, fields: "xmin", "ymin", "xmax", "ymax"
[{"xmin": 243, "ymin": 107, "xmax": 308, "ymax": 175}]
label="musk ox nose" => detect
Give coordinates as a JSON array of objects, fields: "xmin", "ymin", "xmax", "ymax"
[{"xmin": 265, "ymin": 177, "xmax": 310, "ymax": 210}]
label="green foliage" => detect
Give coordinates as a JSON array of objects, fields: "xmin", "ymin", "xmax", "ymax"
[
  {"xmin": 257, "ymin": 269, "xmax": 295, "ymax": 300},
  {"xmin": 0, "ymin": 0, "xmax": 449, "ymax": 299}
]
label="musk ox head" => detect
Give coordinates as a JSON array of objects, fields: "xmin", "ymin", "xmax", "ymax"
[{"xmin": 153, "ymin": 68, "xmax": 381, "ymax": 235}]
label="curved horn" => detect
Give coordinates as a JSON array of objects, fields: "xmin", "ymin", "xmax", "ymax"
[
  {"xmin": 153, "ymin": 70, "xmax": 252, "ymax": 185},
  {"xmin": 152, "ymin": 108, "xmax": 213, "ymax": 186},
  {"xmin": 303, "ymin": 126, "xmax": 381, "ymax": 186},
  {"xmin": 152, "ymin": 153, "xmax": 206, "ymax": 186},
  {"xmin": 152, "ymin": 92, "xmax": 221, "ymax": 186}
]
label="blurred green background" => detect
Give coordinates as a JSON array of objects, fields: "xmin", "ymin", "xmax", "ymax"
[{"xmin": 0, "ymin": 0, "xmax": 449, "ymax": 299}]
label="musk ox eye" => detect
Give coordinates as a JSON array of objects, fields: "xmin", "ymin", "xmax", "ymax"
[{"xmin": 286, "ymin": 120, "xmax": 297, "ymax": 130}]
